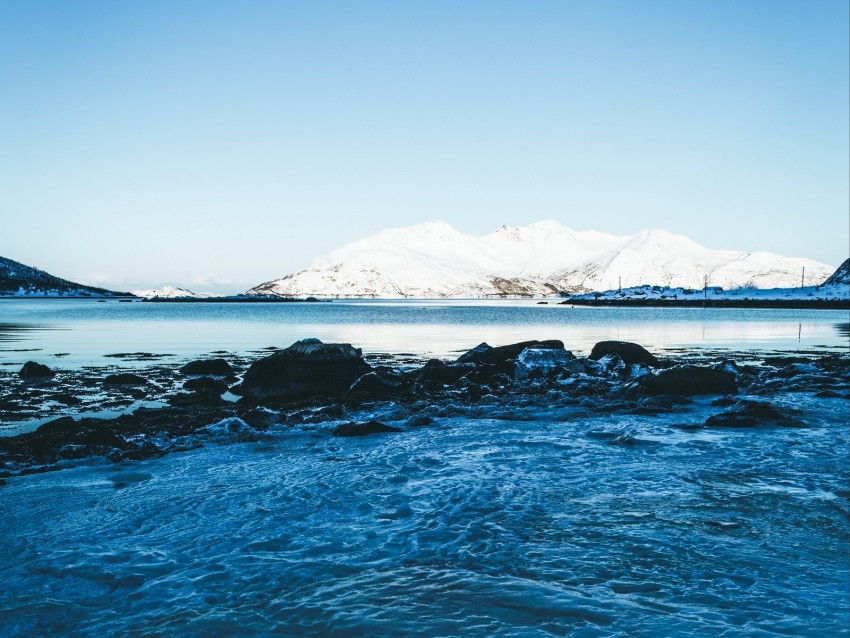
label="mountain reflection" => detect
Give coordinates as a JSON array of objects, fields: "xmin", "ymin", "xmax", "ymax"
[{"xmin": 0, "ymin": 323, "xmax": 60, "ymax": 343}]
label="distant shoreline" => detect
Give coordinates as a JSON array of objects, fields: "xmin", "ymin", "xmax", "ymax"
[
  {"xmin": 2, "ymin": 295, "xmax": 849, "ymax": 309},
  {"xmin": 0, "ymin": 296, "xmax": 324, "ymax": 303},
  {"xmin": 143, "ymin": 297, "xmax": 325, "ymax": 303},
  {"xmin": 560, "ymin": 298, "xmax": 850, "ymax": 309}
]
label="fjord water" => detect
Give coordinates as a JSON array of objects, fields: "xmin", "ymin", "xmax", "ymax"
[
  {"xmin": 0, "ymin": 299, "xmax": 847, "ymax": 367},
  {"xmin": 2, "ymin": 395, "xmax": 848, "ymax": 636},
  {"xmin": 1, "ymin": 299, "xmax": 848, "ymax": 636}
]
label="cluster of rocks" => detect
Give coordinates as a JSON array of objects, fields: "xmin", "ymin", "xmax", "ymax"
[{"xmin": 1, "ymin": 337, "xmax": 847, "ymax": 477}]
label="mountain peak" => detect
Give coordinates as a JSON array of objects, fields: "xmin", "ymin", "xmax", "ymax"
[
  {"xmin": 246, "ymin": 221, "xmax": 837, "ymax": 298},
  {"xmin": 409, "ymin": 220, "xmax": 458, "ymax": 234}
]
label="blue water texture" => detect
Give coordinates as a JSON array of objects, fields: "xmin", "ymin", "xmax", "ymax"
[{"xmin": 0, "ymin": 300, "xmax": 847, "ymax": 636}]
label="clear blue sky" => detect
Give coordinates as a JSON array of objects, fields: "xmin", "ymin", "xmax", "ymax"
[{"xmin": 1, "ymin": 0, "xmax": 847, "ymax": 293}]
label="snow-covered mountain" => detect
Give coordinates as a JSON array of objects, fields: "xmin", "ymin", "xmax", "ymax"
[
  {"xmin": 571, "ymin": 281, "xmax": 849, "ymax": 302},
  {"xmin": 0, "ymin": 256, "xmax": 130, "ymax": 297},
  {"xmin": 822, "ymin": 258, "xmax": 850, "ymax": 287},
  {"xmin": 131, "ymin": 286, "xmax": 221, "ymax": 299},
  {"xmin": 246, "ymin": 221, "xmax": 837, "ymax": 298}
]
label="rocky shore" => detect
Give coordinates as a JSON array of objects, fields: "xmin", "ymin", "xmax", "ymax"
[
  {"xmin": 560, "ymin": 298, "xmax": 850, "ymax": 309},
  {"xmin": 1, "ymin": 338, "xmax": 848, "ymax": 479}
]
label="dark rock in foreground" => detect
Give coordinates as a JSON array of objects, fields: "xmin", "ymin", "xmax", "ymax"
[
  {"xmin": 515, "ymin": 345, "xmax": 575, "ymax": 380},
  {"xmin": 416, "ymin": 359, "xmax": 474, "ymax": 387},
  {"xmin": 103, "ymin": 373, "xmax": 148, "ymax": 386},
  {"xmin": 34, "ymin": 416, "xmax": 127, "ymax": 450},
  {"xmin": 640, "ymin": 365, "xmax": 737, "ymax": 396},
  {"xmin": 19, "ymin": 362, "xmax": 54, "ymax": 379},
  {"xmin": 184, "ymin": 376, "xmax": 229, "ymax": 393},
  {"xmin": 347, "ymin": 371, "xmax": 406, "ymax": 402},
  {"xmin": 168, "ymin": 390, "xmax": 224, "ymax": 407},
  {"xmin": 332, "ymin": 420, "xmax": 402, "ymax": 437},
  {"xmin": 705, "ymin": 400, "xmax": 805, "ymax": 428},
  {"xmin": 241, "ymin": 338, "xmax": 372, "ymax": 404},
  {"xmin": 590, "ymin": 341, "xmax": 660, "ymax": 367},
  {"xmin": 180, "ymin": 358, "xmax": 234, "ymax": 376},
  {"xmin": 457, "ymin": 340, "xmax": 564, "ymax": 366},
  {"xmin": 1, "ymin": 335, "xmax": 845, "ymax": 477}
]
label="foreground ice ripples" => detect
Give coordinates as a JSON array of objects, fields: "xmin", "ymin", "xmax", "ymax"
[{"xmin": 1, "ymin": 397, "xmax": 848, "ymax": 637}]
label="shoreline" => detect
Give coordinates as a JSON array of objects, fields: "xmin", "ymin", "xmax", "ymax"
[
  {"xmin": 560, "ymin": 298, "xmax": 850, "ymax": 309},
  {"xmin": 2, "ymin": 337, "xmax": 847, "ymax": 478},
  {"xmin": 2, "ymin": 295, "xmax": 849, "ymax": 309}
]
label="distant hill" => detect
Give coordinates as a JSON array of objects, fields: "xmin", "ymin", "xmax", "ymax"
[
  {"xmin": 247, "ymin": 220, "xmax": 836, "ymax": 298},
  {"xmin": 565, "ymin": 256, "xmax": 850, "ymax": 304},
  {"xmin": 132, "ymin": 285, "xmax": 222, "ymax": 299},
  {"xmin": 0, "ymin": 256, "xmax": 131, "ymax": 297},
  {"xmin": 822, "ymin": 259, "xmax": 850, "ymax": 286}
]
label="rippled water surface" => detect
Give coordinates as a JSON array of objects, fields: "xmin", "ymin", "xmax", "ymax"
[
  {"xmin": 2, "ymin": 395, "xmax": 848, "ymax": 636},
  {"xmin": 1, "ymin": 299, "xmax": 848, "ymax": 635}
]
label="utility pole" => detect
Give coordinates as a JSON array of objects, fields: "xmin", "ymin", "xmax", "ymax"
[
  {"xmin": 801, "ymin": 266, "xmax": 805, "ymax": 289},
  {"xmin": 618, "ymin": 276, "xmax": 621, "ymax": 292}
]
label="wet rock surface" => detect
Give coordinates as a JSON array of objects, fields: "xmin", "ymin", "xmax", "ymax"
[
  {"xmin": 639, "ymin": 365, "xmax": 738, "ymax": 396},
  {"xmin": 103, "ymin": 373, "xmax": 148, "ymax": 386},
  {"xmin": 332, "ymin": 420, "xmax": 403, "ymax": 437},
  {"xmin": 705, "ymin": 399, "xmax": 806, "ymax": 428},
  {"xmin": 241, "ymin": 338, "xmax": 372, "ymax": 403},
  {"xmin": 589, "ymin": 341, "xmax": 660, "ymax": 367},
  {"xmin": 180, "ymin": 358, "xmax": 234, "ymax": 376},
  {"xmin": 0, "ymin": 337, "xmax": 847, "ymax": 476},
  {"xmin": 183, "ymin": 376, "xmax": 230, "ymax": 393},
  {"xmin": 19, "ymin": 361, "xmax": 54, "ymax": 378}
]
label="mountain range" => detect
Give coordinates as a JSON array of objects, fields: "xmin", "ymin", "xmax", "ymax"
[
  {"xmin": 131, "ymin": 286, "xmax": 221, "ymax": 299},
  {"xmin": 247, "ymin": 220, "xmax": 837, "ymax": 298},
  {"xmin": 1, "ymin": 223, "xmax": 844, "ymax": 299}
]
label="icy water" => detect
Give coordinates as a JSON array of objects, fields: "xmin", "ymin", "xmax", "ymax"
[
  {"xmin": 1, "ymin": 299, "xmax": 848, "ymax": 636},
  {"xmin": 2, "ymin": 396, "xmax": 848, "ymax": 637},
  {"xmin": 0, "ymin": 299, "xmax": 847, "ymax": 368}
]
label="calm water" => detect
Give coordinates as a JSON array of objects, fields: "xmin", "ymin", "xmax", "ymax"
[{"xmin": 0, "ymin": 299, "xmax": 847, "ymax": 368}]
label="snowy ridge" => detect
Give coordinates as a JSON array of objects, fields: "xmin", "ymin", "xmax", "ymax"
[
  {"xmin": 131, "ymin": 285, "xmax": 222, "ymax": 299},
  {"xmin": 247, "ymin": 220, "xmax": 837, "ymax": 298},
  {"xmin": 570, "ymin": 282, "xmax": 849, "ymax": 302},
  {"xmin": 822, "ymin": 259, "xmax": 850, "ymax": 286},
  {"xmin": 0, "ymin": 256, "xmax": 129, "ymax": 297}
]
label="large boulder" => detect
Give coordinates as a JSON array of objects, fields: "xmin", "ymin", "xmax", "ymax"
[
  {"xmin": 180, "ymin": 358, "xmax": 234, "ymax": 376},
  {"xmin": 241, "ymin": 338, "xmax": 372, "ymax": 403},
  {"xmin": 705, "ymin": 400, "xmax": 804, "ymax": 428},
  {"xmin": 346, "ymin": 371, "xmax": 405, "ymax": 403},
  {"xmin": 19, "ymin": 361, "xmax": 54, "ymax": 379},
  {"xmin": 183, "ymin": 376, "xmax": 229, "ymax": 393},
  {"xmin": 640, "ymin": 365, "xmax": 737, "ymax": 396},
  {"xmin": 456, "ymin": 340, "xmax": 565, "ymax": 366},
  {"xmin": 589, "ymin": 341, "xmax": 659, "ymax": 367},
  {"xmin": 515, "ymin": 346, "xmax": 575, "ymax": 380},
  {"xmin": 415, "ymin": 359, "xmax": 474, "ymax": 387},
  {"xmin": 103, "ymin": 373, "xmax": 148, "ymax": 386},
  {"xmin": 332, "ymin": 420, "xmax": 402, "ymax": 437}
]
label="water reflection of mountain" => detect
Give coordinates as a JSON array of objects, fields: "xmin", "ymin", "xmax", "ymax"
[
  {"xmin": 0, "ymin": 323, "xmax": 60, "ymax": 343},
  {"xmin": 835, "ymin": 322, "xmax": 850, "ymax": 341}
]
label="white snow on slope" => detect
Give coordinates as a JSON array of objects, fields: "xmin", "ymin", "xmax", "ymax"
[
  {"xmin": 132, "ymin": 286, "xmax": 222, "ymax": 299},
  {"xmin": 572, "ymin": 283, "xmax": 849, "ymax": 302},
  {"xmin": 248, "ymin": 220, "xmax": 837, "ymax": 298}
]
